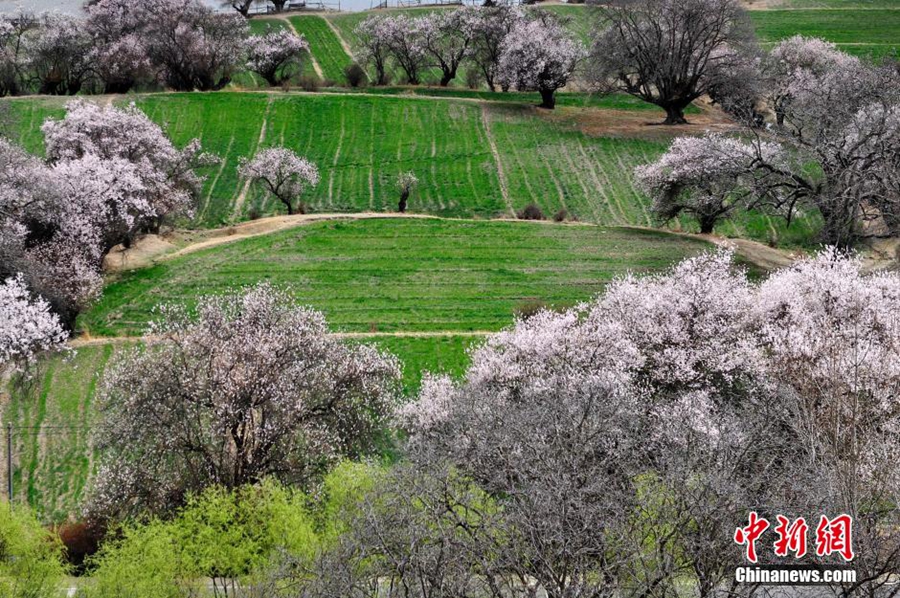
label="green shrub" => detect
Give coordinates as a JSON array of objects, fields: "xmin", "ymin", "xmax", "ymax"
[
  {"xmin": 0, "ymin": 505, "xmax": 67, "ymax": 598},
  {"xmin": 78, "ymin": 520, "xmax": 196, "ymax": 598}
]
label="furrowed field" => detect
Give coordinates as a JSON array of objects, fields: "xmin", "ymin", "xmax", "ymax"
[
  {"xmin": 289, "ymin": 15, "xmax": 355, "ymax": 83},
  {"xmin": 2, "ymin": 92, "xmax": 812, "ymax": 243}
]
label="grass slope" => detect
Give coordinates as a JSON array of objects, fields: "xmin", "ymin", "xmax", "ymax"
[
  {"xmin": 290, "ymin": 15, "xmax": 355, "ymax": 83},
  {"xmin": 3, "ymin": 334, "xmax": 476, "ymax": 520},
  {"xmin": 4, "ymin": 344, "xmax": 118, "ymax": 521},
  {"xmin": 750, "ymin": 9, "xmax": 900, "ymax": 57},
  {"xmin": 79, "ymin": 218, "xmax": 712, "ymax": 336}
]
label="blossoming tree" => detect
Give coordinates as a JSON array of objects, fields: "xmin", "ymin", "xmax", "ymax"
[
  {"xmin": 90, "ymin": 283, "xmax": 401, "ymax": 518},
  {"xmin": 498, "ymin": 13, "xmax": 583, "ymax": 109},
  {"xmin": 238, "ymin": 147, "xmax": 319, "ymax": 215}
]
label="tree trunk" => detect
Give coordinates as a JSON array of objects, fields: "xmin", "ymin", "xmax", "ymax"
[
  {"xmin": 439, "ymin": 68, "xmax": 455, "ymax": 87},
  {"xmin": 699, "ymin": 216, "xmax": 715, "ymax": 235},
  {"xmin": 398, "ymin": 191, "xmax": 409, "ymax": 213},
  {"xmin": 662, "ymin": 104, "xmax": 688, "ymax": 125},
  {"xmin": 539, "ymin": 88, "xmax": 556, "ymax": 109},
  {"xmin": 283, "ymin": 200, "xmax": 295, "ymax": 215}
]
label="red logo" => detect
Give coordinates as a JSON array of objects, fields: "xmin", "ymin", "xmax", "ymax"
[{"xmin": 734, "ymin": 513, "xmax": 853, "ymax": 563}]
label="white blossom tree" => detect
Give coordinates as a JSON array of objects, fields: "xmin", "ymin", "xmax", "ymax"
[
  {"xmin": 89, "ymin": 283, "xmax": 401, "ymax": 519},
  {"xmin": 419, "ymin": 7, "xmax": 479, "ymax": 87},
  {"xmin": 642, "ymin": 37, "xmax": 900, "ymax": 246},
  {"xmin": 382, "ymin": 14, "xmax": 427, "ymax": 86},
  {"xmin": 470, "ymin": 5, "xmax": 523, "ymax": 92},
  {"xmin": 498, "ymin": 12, "xmax": 583, "ymax": 109},
  {"xmin": 353, "ymin": 15, "xmax": 393, "ymax": 86},
  {"xmin": 636, "ymin": 133, "xmax": 788, "ymax": 233},
  {"xmin": 0, "ymin": 274, "xmax": 66, "ymax": 367},
  {"xmin": 238, "ymin": 147, "xmax": 319, "ymax": 215},
  {"xmin": 245, "ymin": 27, "xmax": 309, "ymax": 86}
]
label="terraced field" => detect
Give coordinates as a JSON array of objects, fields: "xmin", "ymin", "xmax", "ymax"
[
  {"xmin": 79, "ymin": 217, "xmax": 711, "ymax": 336},
  {"xmin": 290, "ymin": 15, "xmax": 356, "ymax": 83}
]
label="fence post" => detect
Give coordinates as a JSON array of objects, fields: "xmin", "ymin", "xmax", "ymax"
[{"xmin": 6, "ymin": 422, "xmax": 11, "ymax": 506}]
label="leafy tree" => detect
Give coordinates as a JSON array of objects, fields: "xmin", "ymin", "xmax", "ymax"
[
  {"xmin": 0, "ymin": 505, "xmax": 67, "ymax": 598},
  {"xmin": 470, "ymin": 5, "xmax": 523, "ymax": 92}
]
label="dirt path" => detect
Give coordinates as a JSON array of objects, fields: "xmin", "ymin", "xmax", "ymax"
[
  {"xmin": 68, "ymin": 329, "xmax": 493, "ymax": 348},
  {"xmin": 323, "ymin": 15, "xmax": 356, "ymax": 61}
]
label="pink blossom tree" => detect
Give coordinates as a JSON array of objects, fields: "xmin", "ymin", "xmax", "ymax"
[
  {"xmin": 353, "ymin": 15, "xmax": 393, "ymax": 86},
  {"xmin": 0, "ymin": 274, "xmax": 66, "ymax": 367},
  {"xmin": 139, "ymin": 0, "xmax": 248, "ymax": 91},
  {"xmin": 238, "ymin": 147, "xmax": 319, "ymax": 216},
  {"xmin": 1, "ymin": 101, "xmax": 212, "ymax": 328},
  {"xmin": 497, "ymin": 12, "xmax": 583, "ymax": 109},
  {"xmin": 85, "ymin": 0, "xmax": 153, "ymax": 93},
  {"xmin": 25, "ymin": 13, "xmax": 94, "ymax": 95},
  {"xmin": 245, "ymin": 27, "xmax": 309, "ymax": 87},
  {"xmin": 419, "ymin": 7, "xmax": 479, "ymax": 87},
  {"xmin": 89, "ymin": 283, "xmax": 401, "ymax": 519},
  {"xmin": 42, "ymin": 99, "xmax": 214, "ymax": 238}
]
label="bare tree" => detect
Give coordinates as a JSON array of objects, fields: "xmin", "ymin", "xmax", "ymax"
[{"xmin": 588, "ymin": 0, "xmax": 757, "ymax": 124}]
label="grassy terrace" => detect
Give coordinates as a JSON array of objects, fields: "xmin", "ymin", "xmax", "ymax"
[
  {"xmin": 79, "ymin": 218, "xmax": 711, "ymax": 336},
  {"xmin": 290, "ymin": 15, "xmax": 355, "ymax": 83}
]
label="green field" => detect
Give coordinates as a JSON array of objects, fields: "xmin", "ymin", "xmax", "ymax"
[
  {"xmin": 0, "ymin": 91, "xmax": 820, "ymax": 244},
  {"xmin": 750, "ymin": 9, "xmax": 900, "ymax": 57},
  {"xmin": 3, "ymin": 333, "xmax": 477, "ymax": 520},
  {"xmin": 290, "ymin": 15, "xmax": 356, "ymax": 83},
  {"xmin": 78, "ymin": 218, "xmax": 712, "ymax": 336},
  {"xmin": 4, "ymin": 344, "xmax": 118, "ymax": 521}
]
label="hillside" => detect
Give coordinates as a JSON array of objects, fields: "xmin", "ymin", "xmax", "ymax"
[{"xmin": 6, "ymin": 218, "xmax": 714, "ymax": 520}]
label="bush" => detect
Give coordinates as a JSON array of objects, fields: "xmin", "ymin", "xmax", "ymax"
[
  {"xmin": 344, "ymin": 63, "xmax": 366, "ymax": 88},
  {"xmin": 298, "ymin": 75, "xmax": 320, "ymax": 92},
  {"xmin": 81, "ymin": 481, "xmax": 323, "ymax": 598},
  {"xmin": 516, "ymin": 202, "xmax": 545, "ymax": 221},
  {"xmin": 0, "ymin": 506, "xmax": 67, "ymax": 598},
  {"xmin": 553, "ymin": 208, "xmax": 568, "ymax": 222},
  {"xmin": 514, "ymin": 298, "xmax": 551, "ymax": 320},
  {"xmin": 465, "ymin": 68, "xmax": 482, "ymax": 90},
  {"xmin": 80, "ymin": 521, "xmax": 195, "ymax": 598}
]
